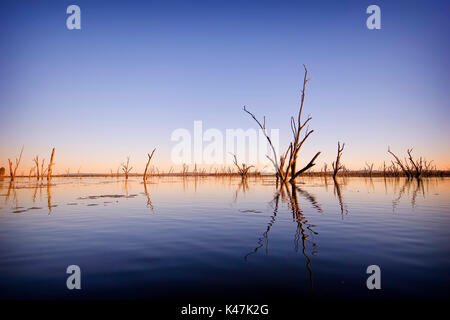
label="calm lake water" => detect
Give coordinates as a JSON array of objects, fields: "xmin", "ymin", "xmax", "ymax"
[{"xmin": 0, "ymin": 176, "xmax": 449, "ymax": 301}]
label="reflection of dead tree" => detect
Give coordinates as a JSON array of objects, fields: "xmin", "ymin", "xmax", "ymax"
[
  {"xmin": 332, "ymin": 142, "xmax": 345, "ymax": 179},
  {"xmin": 411, "ymin": 179, "xmax": 425, "ymax": 207},
  {"xmin": 143, "ymin": 149, "xmax": 156, "ymax": 182},
  {"xmin": 245, "ymin": 183, "xmax": 317, "ymax": 292},
  {"xmin": 33, "ymin": 183, "xmax": 38, "ymax": 202},
  {"xmin": 365, "ymin": 175, "xmax": 375, "ymax": 192},
  {"xmin": 232, "ymin": 154, "xmax": 254, "ymax": 177},
  {"xmin": 333, "ymin": 180, "xmax": 347, "ymax": 218},
  {"xmin": 121, "ymin": 157, "xmax": 133, "ymax": 180},
  {"xmin": 47, "ymin": 148, "xmax": 55, "ymax": 181},
  {"xmin": 5, "ymin": 181, "xmax": 13, "ymax": 204},
  {"xmin": 8, "ymin": 146, "xmax": 24, "ymax": 182},
  {"xmin": 47, "ymin": 183, "xmax": 52, "ymax": 214},
  {"xmin": 392, "ymin": 178, "xmax": 425, "ymax": 211},
  {"xmin": 143, "ymin": 182, "xmax": 154, "ymax": 211},
  {"xmin": 243, "ymin": 65, "xmax": 320, "ymax": 183},
  {"xmin": 234, "ymin": 177, "xmax": 250, "ymax": 202},
  {"xmin": 286, "ymin": 182, "xmax": 315, "ymax": 291},
  {"xmin": 6, "ymin": 181, "xmax": 18, "ymax": 207}
]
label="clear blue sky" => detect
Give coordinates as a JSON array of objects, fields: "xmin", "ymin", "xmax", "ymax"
[{"xmin": 1, "ymin": 0, "xmax": 449, "ymax": 173}]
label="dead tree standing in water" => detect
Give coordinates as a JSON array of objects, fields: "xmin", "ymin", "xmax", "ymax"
[
  {"xmin": 387, "ymin": 147, "xmax": 427, "ymax": 179},
  {"xmin": 406, "ymin": 149, "xmax": 423, "ymax": 179},
  {"xmin": 365, "ymin": 162, "xmax": 374, "ymax": 177},
  {"xmin": 243, "ymin": 65, "xmax": 320, "ymax": 183},
  {"xmin": 121, "ymin": 157, "xmax": 133, "ymax": 180},
  {"xmin": 332, "ymin": 141, "xmax": 345, "ymax": 180},
  {"xmin": 47, "ymin": 148, "xmax": 55, "ymax": 181},
  {"xmin": 33, "ymin": 156, "xmax": 40, "ymax": 180},
  {"xmin": 387, "ymin": 147, "xmax": 411, "ymax": 179},
  {"xmin": 143, "ymin": 149, "xmax": 156, "ymax": 182},
  {"xmin": 8, "ymin": 146, "xmax": 24, "ymax": 182},
  {"xmin": 232, "ymin": 154, "xmax": 254, "ymax": 177}
]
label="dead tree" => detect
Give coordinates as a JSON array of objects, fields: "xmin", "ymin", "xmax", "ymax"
[
  {"xmin": 40, "ymin": 159, "xmax": 47, "ymax": 181},
  {"xmin": 33, "ymin": 156, "xmax": 40, "ymax": 180},
  {"xmin": 243, "ymin": 65, "xmax": 320, "ymax": 183},
  {"xmin": 332, "ymin": 141, "xmax": 345, "ymax": 179},
  {"xmin": 143, "ymin": 148, "xmax": 156, "ymax": 182},
  {"xmin": 47, "ymin": 148, "xmax": 55, "ymax": 181},
  {"xmin": 387, "ymin": 147, "xmax": 411, "ymax": 179},
  {"xmin": 390, "ymin": 161, "xmax": 399, "ymax": 176},
  {"xmin": 28, "ymin": 167, "xmax": 35, "ymax": 180},
  {"xmin": 423, "ymin": 160, "xmax": 433, "ymax": 176},
  {"xmin": 365, "ymin": 162, "xmax": 374, "ymax": 177},
  {"xmin": 406, "ymin": 149, "xmax": 423, "ymax": 179},
  {"xmin": 8, "ymin": 146, "xmax": 24, "ymax": 182},
  {"xmin": 121, "ymin": 157, "xmax": 133, "ymax": 180},
  {"xmin": 232, "ymin": 154, "xmax": 254, "ymax": 177},
  {"xmin": 322, "ymin": 163, "xmax": 328, "ymax": 176}
]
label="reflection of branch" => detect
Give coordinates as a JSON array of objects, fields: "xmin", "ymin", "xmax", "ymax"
[
  {"xmin": 244, "ymin": 191, "xmax": 280, "ymax": 260},
  {"xmin": 392, "ymin": 179, "xmax": 408, "ymax": 212},
  {"xmin": 296, "ymin": 186, "xmax": 322, "ymax": 213}
]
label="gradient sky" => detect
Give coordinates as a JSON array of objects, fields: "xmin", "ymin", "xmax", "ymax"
[{"xmin": 1, "ymin": 0, "xmax": 449, "ymax": 174}]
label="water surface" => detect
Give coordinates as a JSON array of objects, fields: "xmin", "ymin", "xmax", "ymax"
[{"xmin": 0, "ymin": 176, "xmax": 449, "ymax": 301}]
